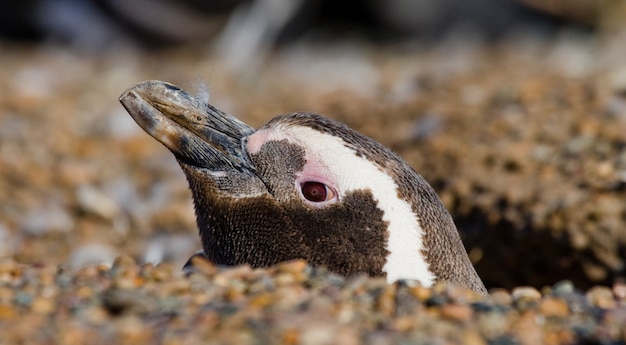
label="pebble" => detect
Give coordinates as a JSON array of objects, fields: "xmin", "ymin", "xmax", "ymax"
[
  {"xmin": 613, "ymin": 283, "xmax": 626, "ymax": 302},
  {"xmin": 69, "ymin": 243, "xmax": 117, "ymax": 269},
  {"xmin": 586, "ymin": 286, "xmax": 617, "ymax": 309},
  {"xmin": 551, "ymin": 280, "xmax": 576, "ymax": 296},
  {"xmin": 539, "ymin": 297, "xmax": 569, "ymax": 317},
  {"xmin": 440, "ymin": 304, "xmax": 474, "ymax": 322},
  {"xmin": 31, "ymin": 296, "xmax": 55, "ymax": 314},
  {"xmin": 489, "ymin": 289, "xmax": 513, "ymax": 306},
  {"xmin": 21, "ymin": 201, "xmax": 74, "ymax": 235},
  {"xmin": 75, "ymin": 185, "xmax": 122, "ymax": 222},
  {"xmin": 511, "ymin": 287, "xmax": 542, "ymax": 301},
  {"xmin": 142, "ymin": 233, "xmax": 198, "ymax": 268}
]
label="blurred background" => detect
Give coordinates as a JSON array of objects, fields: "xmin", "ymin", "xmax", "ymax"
[{"xmin": 1, "ymin": 0, "xmax": 625, "ymax": 290}]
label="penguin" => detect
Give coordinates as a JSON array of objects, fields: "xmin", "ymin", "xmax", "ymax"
[{"xmin": 119, "ymin": 80, "xmax": 487, "ymax": 294}]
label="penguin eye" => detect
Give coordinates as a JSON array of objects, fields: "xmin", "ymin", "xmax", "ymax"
[{"xmin": 301, "ymin": 182, "xmax": 336, "ymax": 203}]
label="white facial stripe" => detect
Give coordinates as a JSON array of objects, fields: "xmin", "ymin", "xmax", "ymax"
[{"xmin": 266, "ymin": 124, "xmax": 435, "ymax": 286}]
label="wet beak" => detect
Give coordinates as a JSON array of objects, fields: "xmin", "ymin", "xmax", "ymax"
[{"xmin": 119, "ymin": 80, "xmax": 255, "ymax": 172}]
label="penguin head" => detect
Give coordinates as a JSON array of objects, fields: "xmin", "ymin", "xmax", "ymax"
[{"xmin": 120, "ymin": 80, "xmax": 486, "ymax": 294}]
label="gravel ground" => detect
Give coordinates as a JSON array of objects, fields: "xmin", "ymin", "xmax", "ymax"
[
  {"xmin": 0, "ymin": 257, "xmax": 625, "ymax": 344},
  {"xmin": 1, "ymin": 19, "xmax": 626, "ymax": 344}
]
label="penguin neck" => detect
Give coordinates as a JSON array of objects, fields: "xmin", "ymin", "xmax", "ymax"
[{"xmin": 407, "ymin": 177, "xmax": 487, "ymax": 294}]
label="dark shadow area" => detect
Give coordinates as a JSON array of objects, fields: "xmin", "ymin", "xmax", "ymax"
[{"xmin": 456, "ymin": 206, "xmax": 624, "ymax": 290}]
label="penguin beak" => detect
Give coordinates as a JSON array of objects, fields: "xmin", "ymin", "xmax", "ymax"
[{"xmin": 119, "ymin": 80, "xmax": 255, "ymax": 172}]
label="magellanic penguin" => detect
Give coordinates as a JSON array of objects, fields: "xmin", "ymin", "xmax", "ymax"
[{"xmin": 119, "ymin": 80, "xmax": 487, "ymax": 294}]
